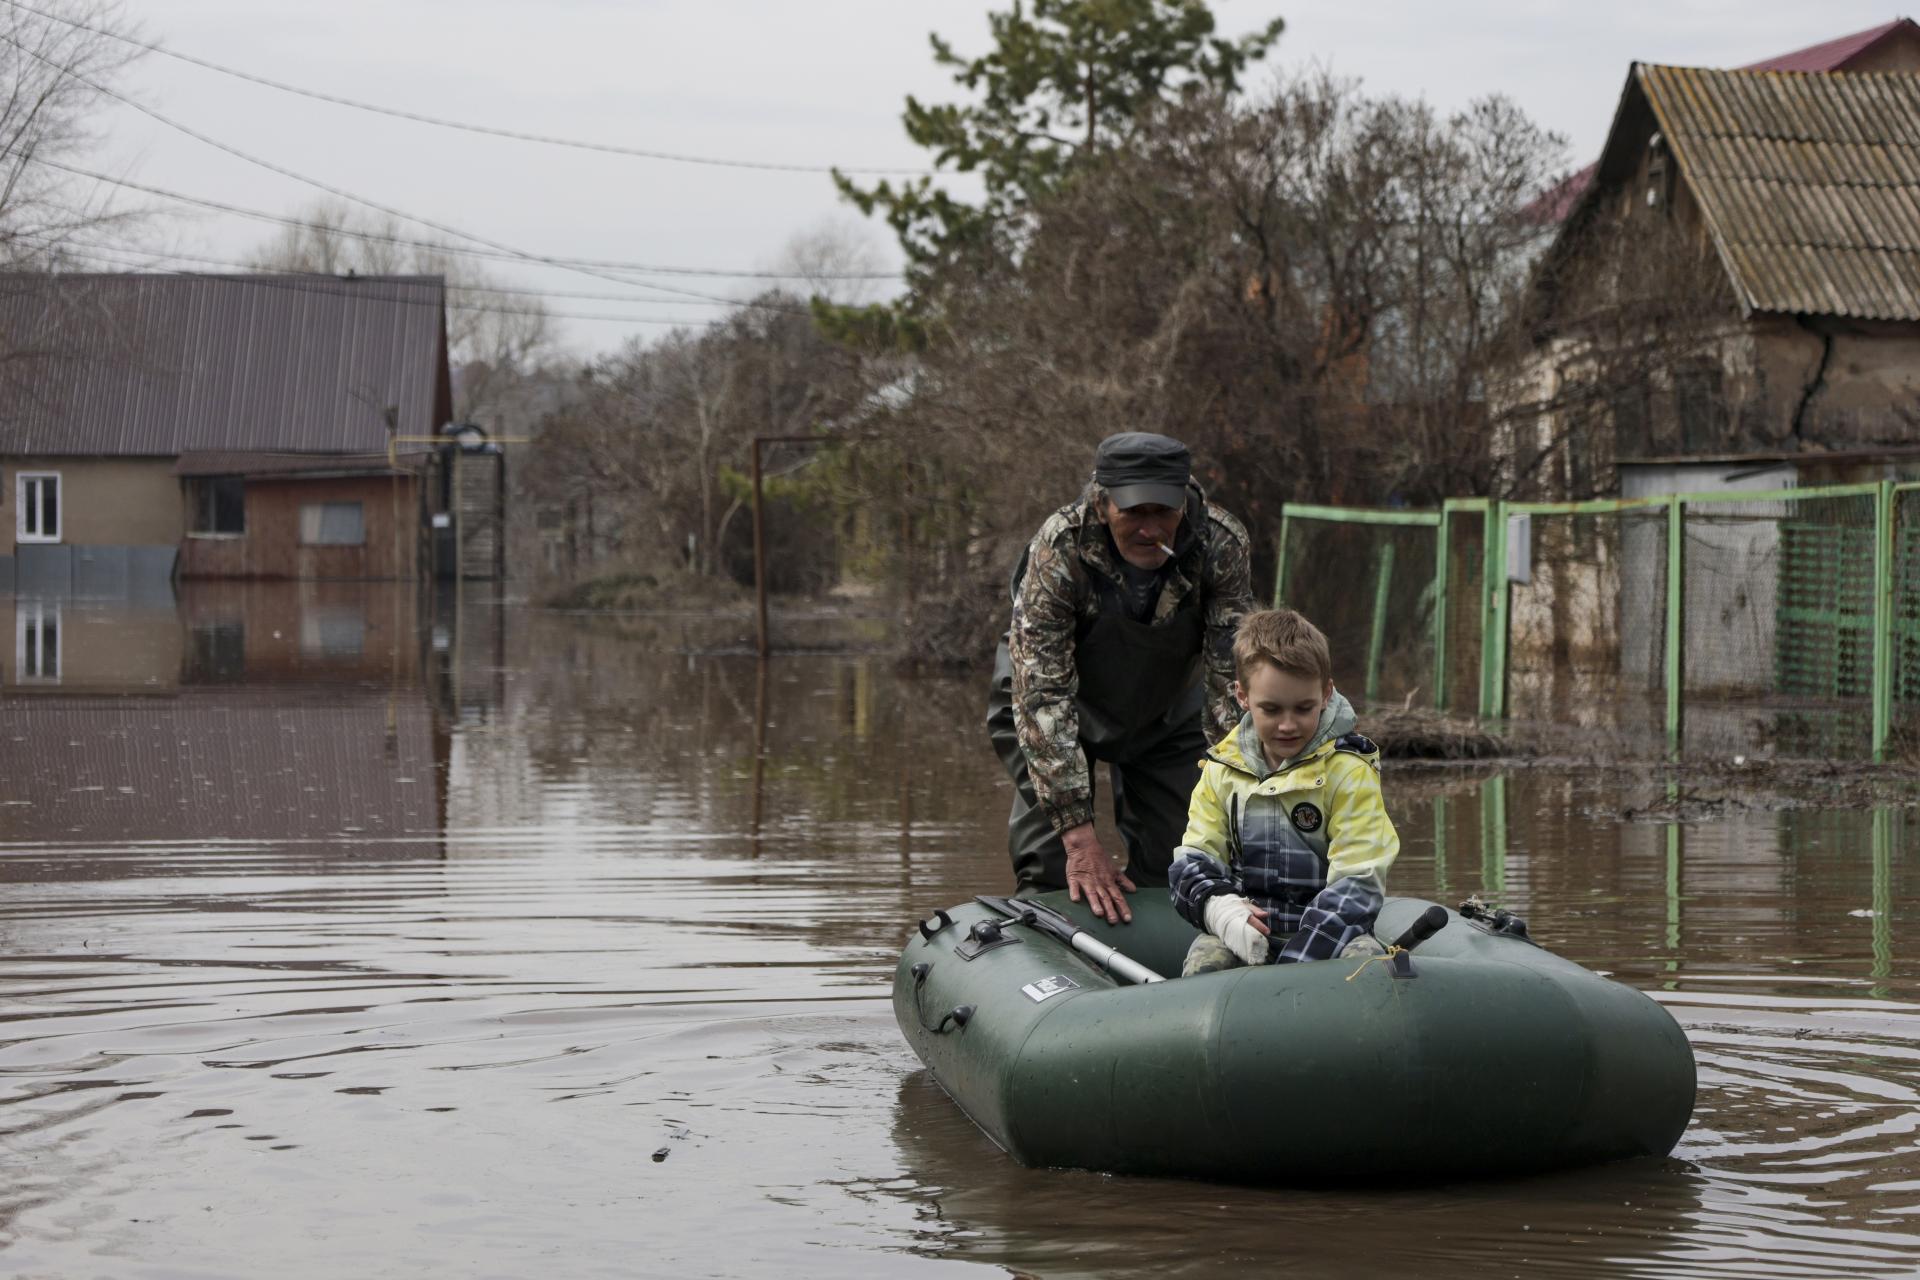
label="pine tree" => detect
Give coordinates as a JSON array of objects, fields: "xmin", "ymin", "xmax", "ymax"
[{"xmin": 823, "ymin": 0, "xmax": 1284, "ymax": 347}]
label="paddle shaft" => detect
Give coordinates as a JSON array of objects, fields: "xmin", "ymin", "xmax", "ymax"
[{"xmin": 976, "ymin": 896, "xmax": 1166, "ymax": 985}]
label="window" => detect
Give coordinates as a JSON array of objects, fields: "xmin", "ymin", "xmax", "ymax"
[
  {"xmin": 16, "ymin": 600, "xmax": 59, "ymax": 683},
  {"xmin": 16, "ymin": 472, "xmax": 59, "ymax": 543},
  {"xmin": 190, "ymin": 477, "xmax": 246, "ymax": 535},
  {"xmin": 299, "ymin": 501, "xmax": 365, "ymax": 546}
]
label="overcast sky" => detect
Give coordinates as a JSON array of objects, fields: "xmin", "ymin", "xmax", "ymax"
[{"xmin": 71, "ymin": 1, "xmax": 1913, "ymax": 356}]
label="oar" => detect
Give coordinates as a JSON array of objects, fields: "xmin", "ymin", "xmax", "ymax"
[{"xmin": 976, "ymin": 895, "xmax": 1167, "ymax": 985}]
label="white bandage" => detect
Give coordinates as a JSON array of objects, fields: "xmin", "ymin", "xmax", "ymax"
[{"xmin": 1203, "ymin": 894, "xmax": 1269, "ymax": 967}]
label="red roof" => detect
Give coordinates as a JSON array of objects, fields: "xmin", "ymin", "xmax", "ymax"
[
  {"xmin": 1525, "ymin": 19, "xmax": 1920, "ymax": 223},
  {"xmin": 1741, "ymin": 18, "xmax": 1916, "ymax": 72}
]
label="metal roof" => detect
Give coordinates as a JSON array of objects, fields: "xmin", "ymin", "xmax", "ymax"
[
  {"xmin": 0, "ymin": 273, "xmax": 450, "ymax": 457},
  {"xmin": 1639, "ymin": 63, "xmax": 1920, "ymax": 321},
  {"xmin": 1526, "ymin": 21, "xmax": 1920, "ymax": 225},
  {"xmin": 1740, "ymin": 18, "xmax": 1919, "ymax": 73}
]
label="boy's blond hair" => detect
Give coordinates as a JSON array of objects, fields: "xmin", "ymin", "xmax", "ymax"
[{"xmin": 1233, "ymin": 609, "xmax": 1333, "ymax": 686}]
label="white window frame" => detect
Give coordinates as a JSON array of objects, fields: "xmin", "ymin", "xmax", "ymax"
[
  {"xmin": 16, "ymin": 470, "xmax": 60, "ymax": 544},
  {"xmin": 15, "ymin": 599, "xmax": 60, "ymax": 684},
  {"xmin": 299, "ymin": 500, "xmax": 366, "ymax": 547}
]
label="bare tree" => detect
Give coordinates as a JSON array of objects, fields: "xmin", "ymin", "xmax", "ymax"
[
  {"xmin": 0, "ymin": 0, "xmax": 145, "ymax": 269},
  {"xmin": 246, "ymin": 199, "xmax": 557, "ymax": 423}
]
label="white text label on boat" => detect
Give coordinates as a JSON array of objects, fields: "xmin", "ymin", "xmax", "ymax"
[{"xmin": 1021, "ymin": 975, "xmax": 1081, "ymax": 1002}]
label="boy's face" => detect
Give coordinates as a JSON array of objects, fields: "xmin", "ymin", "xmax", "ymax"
[{"xmin": 1233, "ymin": 662, "xmax": 1332, "ymax": 765}]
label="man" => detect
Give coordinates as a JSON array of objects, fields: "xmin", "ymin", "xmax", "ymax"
[{"xmin": 986, "ymin": 432, "xmax": 1254, "ymax": 923}]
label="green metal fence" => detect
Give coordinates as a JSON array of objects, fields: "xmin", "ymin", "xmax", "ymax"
[{"xmin": 1273, "ymin": 480, "xmax": 1920, "ymax": 761}]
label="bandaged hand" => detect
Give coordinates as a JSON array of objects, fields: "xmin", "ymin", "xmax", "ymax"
[{"xmin": 1203, "ymin": 894, "xmax": 1270, "ymax": 967}]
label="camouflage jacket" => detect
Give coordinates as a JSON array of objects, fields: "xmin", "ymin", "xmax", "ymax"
[{"xmin": 1009, "ymin": 486, "xmax": 1254, "ymax": 833}]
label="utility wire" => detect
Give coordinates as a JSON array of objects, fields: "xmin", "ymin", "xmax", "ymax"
[
  {"xmin": 0, "ymin": 34, "xmax": 875, "ymax": 309},
  {"xmin": 19, "ymin": 236, "xmax": 729, "ymax": 326},
  {"xmin": 14, "ymin": 153, "xmax": 819, "ymax": 315},
  {"xmin": 0, "ymin": 0, "xmax": 937, "ymax": 177},
  {"xmin": 28, "ymin": 233, "xmax": 774, "ymax": 306}
]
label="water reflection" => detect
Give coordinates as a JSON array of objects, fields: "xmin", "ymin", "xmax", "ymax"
[{"xmin": 0, "ymin": 596, "xmax": 1915, "ymax": 1278}]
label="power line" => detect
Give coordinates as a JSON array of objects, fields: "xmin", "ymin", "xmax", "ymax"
[
  {"xmin": 14, "ymin": 153, "xmax": 819, "ymax": 315},
  {"xmin": 0, "ymin": 0, "xmax": 936, "ymax": 178},
  {"xmin": 18, "ymin": 237, "xmax": 731, "ymax": 327},
  {"xmin": 28, "ymin": 234, "xmax": 765, "ymax": 306},
  {"xmin": 0, "ymin": 31, "xmax": 879, "ymax": 312}
]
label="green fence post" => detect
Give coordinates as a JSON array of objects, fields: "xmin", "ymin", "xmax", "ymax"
[
  {"xmin": 1874, "ymin": 479, "xmax": 1894, "ymax": 762},
  {"xmin": 1479, "ymin": 500, "xmax": 1509, "ymax": 720},
  {"xmin": 1433, "ymin": 506, "xmax": 1451, "ymax": 712},
  {"xmin": 1365, "ymin": 542, "xmax": 1394, "ymax": 703},
  {"xmin": 1665, "ymin": 494, "xmax": 1685, "ymax": 759},
  {"xmin": 1274, "ymin": 511, "xmax": 1292, "ymax": 608}
]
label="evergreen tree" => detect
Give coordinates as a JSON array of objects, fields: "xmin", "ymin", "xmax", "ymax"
[{"xmin": 824, "ymin": 0, "xmax": 1284, "ymax": 347}]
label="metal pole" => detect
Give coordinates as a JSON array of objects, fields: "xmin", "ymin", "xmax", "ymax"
[
  {"xmin": 1665, "ymin": 494, "xmax": 1685, "ymax": 759},
  {"xmin": 1366, "ymin": 542, "xmax": 1394, "ymax": 704},
  {"xmin": 751, "ymin": 437, "xmax": 768, "ymax": 658},
  {"xmin": 1273, "ymin": 511, "xmax": 1292, "ymax": 608},
  {"xmin": 1480, "ymin": 501, "xmax": 1508, "ymax": 719},
  {"xmin": 1432, "ymin": 507, "xmax": 1451, "ymax": 712},
  {"xmin": 1873, "ymin": 479, "xmax": 1894, "ymax": 762}
]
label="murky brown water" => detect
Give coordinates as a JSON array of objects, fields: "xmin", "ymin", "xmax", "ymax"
[{"xmin": 3, "ymin": 585, "xmax": 1918, "ymax": 1279}]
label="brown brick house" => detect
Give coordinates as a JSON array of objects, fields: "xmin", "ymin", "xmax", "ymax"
[{"xmin": 0, "ymin": 273, "xmax": 465, "ymax": 593}]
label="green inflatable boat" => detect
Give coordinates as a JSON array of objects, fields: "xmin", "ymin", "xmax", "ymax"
[{"xmin": 894, "ymin": 891, "xmax": 1695, "ymax": 1183}]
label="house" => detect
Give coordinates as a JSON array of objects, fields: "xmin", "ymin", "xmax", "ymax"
[
  {"xmin": 1497, "ymin": 62, "xmax": 1920, "ymax": 744},
  {"xmin": 0, "ymin": 273, "xmax": 495, "ymax": 594},
  {"xmin": 1505, "ymin": 62, "xmax": 1920, "ymax": 497}
]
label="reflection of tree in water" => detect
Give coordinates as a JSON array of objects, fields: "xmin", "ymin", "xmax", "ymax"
[{"xmin": 455, "ymin": 610, "xmax": 1004, "ymax": 861}]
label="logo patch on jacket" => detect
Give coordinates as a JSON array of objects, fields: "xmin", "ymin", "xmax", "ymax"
[{"xmin": 1290, "ymin": 802, "xmax": 1323, "ymax": 833}]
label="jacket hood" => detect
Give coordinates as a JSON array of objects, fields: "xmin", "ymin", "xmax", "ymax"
[{"xmin": 1215, "ymin": 687, "xmax": 1357, "ymax": 780}]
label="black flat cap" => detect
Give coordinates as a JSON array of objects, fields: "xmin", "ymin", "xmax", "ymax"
[{"xmin": 1094, "ymin": 432, "xmax": 1190, "ymax": 509}]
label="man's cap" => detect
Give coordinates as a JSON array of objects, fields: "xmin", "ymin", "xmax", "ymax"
[{"xmin": 1094, "ymin": 432, "xmax": 1190, "ymax": 510}]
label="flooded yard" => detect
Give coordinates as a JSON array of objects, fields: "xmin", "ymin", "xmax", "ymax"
[{"xmin": 3, "ymin": 586, "xmax": 1918, "ymax": 1278}]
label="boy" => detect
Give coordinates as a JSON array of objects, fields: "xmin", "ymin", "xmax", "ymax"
[{"xmin": 1167, "ymin": 609, "xmax": 1399, "ymax": 975}]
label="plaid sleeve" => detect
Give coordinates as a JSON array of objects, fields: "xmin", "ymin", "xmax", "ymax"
[
  {"xmin": 1168, "ymin": 851, "xmax": 1236, "ymax": 930},
  {"xmin": 1275, "ymin": 873, "xmax": 1384, "ymax": 963}
]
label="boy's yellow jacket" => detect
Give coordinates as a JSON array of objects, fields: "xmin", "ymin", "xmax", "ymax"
[{"xmin": 1167, "ymin": 690, "xmax": 1399, "ymax": 962}]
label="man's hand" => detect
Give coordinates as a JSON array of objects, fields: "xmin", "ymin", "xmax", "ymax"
[{"xmin": 1061, "ymin": 823, "xmax": 1136, "ymax": 924}]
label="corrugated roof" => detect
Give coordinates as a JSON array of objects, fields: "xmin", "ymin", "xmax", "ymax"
[
  {"xmin": 1526, "ymin": 20, "xmax": 1919, "ymax": 223},
  {"xmin": 1639, "ymin": 63, "xmax": 1920, "ymax": 320},
  {"xmin": 0, "ymin": 273, "xmax": 449, "ymax": 457}
]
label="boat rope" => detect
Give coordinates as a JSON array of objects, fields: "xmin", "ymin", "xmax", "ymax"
[{"xmin": 1344, "ymin": 946, "xmax": 1408, "ymax": 982}]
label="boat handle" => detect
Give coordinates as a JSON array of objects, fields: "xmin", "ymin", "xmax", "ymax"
[{"xmin": 918, "ymin": 909, "xmax": 955, "ymax": 942}]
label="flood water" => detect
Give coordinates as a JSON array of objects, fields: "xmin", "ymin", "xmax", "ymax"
[{"xmin": 3, "ymin": 584, "xmax": 1919, "ymax": 1279}]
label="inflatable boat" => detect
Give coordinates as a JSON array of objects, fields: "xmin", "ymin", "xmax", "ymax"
[{"xmin": 893, "ymin": 891, "xmax": 1695, "ymax": 1182}]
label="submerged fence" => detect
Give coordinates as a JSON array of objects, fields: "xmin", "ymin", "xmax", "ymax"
[{"xmin": 1274, "ymin": 481, "xmax": 1920, "ymax": 761}]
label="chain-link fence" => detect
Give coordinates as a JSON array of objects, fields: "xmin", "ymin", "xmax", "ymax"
[
  {"xmin": 1506, "ymin": 505, "xmax": 1668, "ymax": 744},
  {"xmin": 1679, "ymin": 491, "xmax": 1880, "ymax": 758},
  {"xmin": 1273, "ymin": 480, "xmax": 1916, "ymax": 761}
]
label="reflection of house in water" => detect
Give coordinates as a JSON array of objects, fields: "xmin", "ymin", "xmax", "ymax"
[{"xmin": 0, "ymin": 583, "xmax": 459, "ymax": 853}]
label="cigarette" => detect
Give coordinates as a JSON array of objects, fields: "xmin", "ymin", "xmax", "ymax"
[{"xmin": 1156, "ymin": 542, "xmax": 1175, "ymax": 557}]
